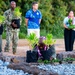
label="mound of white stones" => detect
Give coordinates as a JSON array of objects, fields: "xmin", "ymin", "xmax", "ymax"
[
  {"xmin": 38, "ymin": 64, "xmax": 75, "ymax": 75},
  {"xmin": 0, "ymin": 60, "xmax": 31, "ymax": 75}
]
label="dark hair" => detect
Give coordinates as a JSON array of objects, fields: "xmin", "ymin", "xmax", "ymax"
[
  {"xmin": 10, "ymin": 1, "xmax": 16, "ymax": 4},
  {"xmin": 32, "ymin": 1, "xmax": 38, "ymax": 6},
  {"xmin": 69, "ymin": 10, "xmax": 74, "ymax": 13}
]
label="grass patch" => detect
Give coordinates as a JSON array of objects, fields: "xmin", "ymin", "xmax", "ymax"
[
  {"xmin": 2, "ymin": 29, "xmax": 64, "ymax": 39},
  {"xmin": 19, "ymin": 32, "xmax": 26, "ymax": 39},
  {"xmin": 2, "ymin": 32, "xmax": 6, "ymax": 39},
  {"xmin": 2, "ymin": 32, "xmax": 26, "ymax": 39}
]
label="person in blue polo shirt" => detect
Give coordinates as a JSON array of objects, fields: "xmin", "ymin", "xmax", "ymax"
[{"xmin": 25, "ymin": 1, "xmax": 42, "ymax": 38}]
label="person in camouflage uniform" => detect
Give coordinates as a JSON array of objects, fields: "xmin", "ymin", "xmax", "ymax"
[{"xmin": 4, "ymin": 1, "xmax": 21, "ymax": 54}]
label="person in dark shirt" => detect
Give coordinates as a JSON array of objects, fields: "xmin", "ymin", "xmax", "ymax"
[
  {"xmin": 0, "ymin": 25, "xmax": 3, "ymax": 52},
  {"xmin": 63, "ymin": 11, "xmax": 75, "ymax": 51}
]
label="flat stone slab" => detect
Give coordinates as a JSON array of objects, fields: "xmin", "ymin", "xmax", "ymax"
[
  {"xmin": 57, "ymin": 51, "xmax": 75, "ymax": 61},
  {"xmin": 8, "ymin": 63, "xmax": 59, "ymax": 75}
]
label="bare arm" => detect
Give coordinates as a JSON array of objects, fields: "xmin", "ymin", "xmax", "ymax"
[
  {"xmin": 25, "ymin": 18, "xmax": 29, "ymax": 26},
  {"xmin": 39, "ymin": 19, "xmax": 42, "ymax": 24},
  {"xmin": 64, "ymin": 24, "xmax": 68, "ymax": 29}
]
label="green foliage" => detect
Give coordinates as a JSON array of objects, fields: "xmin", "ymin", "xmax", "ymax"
[
  {"xmin": 1, "ymin": 0, "xmax": 75, "ymax": 38},
  {"xmin": 38, "ymin": 57, "xmax": 75, "ymax": 64},
  {"xmin": 0, "ymin": 15, "xmax": 5, "ymax": 24},
  {"xmin": 38, "ymin": 59, "xmax": 60, "ymax": 64},
  {"xmin": 68, "ymin": 18, "xmax": 72, "ymax": 25},
  {"xmin": 14, "ymin": 7, "xmax": 21, "ymax": 18},
  {"xmin": 51, "ymin": 1, "xmax": 67, "ymax": 38},
  {"xmin": 0, "ymin": 0, "xmax": 9, "ymax": 14},
  {"xmin": 40, "ymin": 29, "xmax": 47, "ymax": 36},
  {"xmin": 68, "ymin": 18, "xmax": 75, "ymax": 29},
  {"xmin": 44, "ymin": 60, "xmax": 50, "ymax": 64},
  {"xmin": 43, "ymin": 34, "xmax": 56, "ymax": 46},
  {"xmin": 2, "ymin": 32, "xmax": 6, "ymax": 39},
  {"xmin": 38, "ymin": 59, "xmax": 43, "ymax": 63},
  {"xmin": 63, "ymin": 57, "xmax": 75, "ymax": 61},
  {"xmin": 20, "ymin": 16, "xmax": 27, "ymax": 34},
  {"xmin": 19, "ymin": 32, "xmax": 26, "ymax": 39},
  {"xmin": 26, "ymin": 33, "xmax": 39, "ymax": 48},
  {"xmin": 68, "ymin": 25, "xmax": 75, "ymax": 29}
]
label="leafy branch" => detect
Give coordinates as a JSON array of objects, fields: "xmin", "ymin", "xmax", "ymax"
[
  {"xmin": 26, "ymin": 33, "xmax": 39, "ymax": 49},
  {"xmin": 38, "ymin": 57, "xmax": 75, "ymax": 64},
  {"xmin": 43, "ymin": 34, "xmax": 56, "ymax": 46},
  {"xmin": 68, "ymin": 18, "xmax": 75, "ymax": 29},
  {"xmin": 63, "ymin": 57, "xmax": 75, "ymax": 61},
  {"xmin": 14, "ymin": 7, "xmax": 21, "ymax": 18},
  {"xmin": 38, "ymin": 59, "xmax": 60, "ymax": 64},
  {"xmin": 0, "ymin": 15, "xmax": 5, "ymax": 24}
]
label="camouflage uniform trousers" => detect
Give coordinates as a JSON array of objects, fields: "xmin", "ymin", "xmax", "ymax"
[{"xmin": 4, "ymin": 29, "xmax": 19, "ymax": 53}]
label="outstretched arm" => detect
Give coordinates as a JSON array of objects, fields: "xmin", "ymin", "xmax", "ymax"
[{"xmin": 25, "ymin": 18, "xmax": 29, "ymax": 26}]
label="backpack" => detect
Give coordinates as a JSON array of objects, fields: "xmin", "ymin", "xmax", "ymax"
[
  {"xmin": 26, "ymin": 50, "xmax": 38, "ymax": 63},
  {"xmin": 11, "ymin": 19, "xmax": 20, "ymax": 29}
]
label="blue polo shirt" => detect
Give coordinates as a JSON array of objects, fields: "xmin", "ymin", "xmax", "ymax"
[{"xmin": 25, "ymin": 9, "xmax": 42, "ymax": 29}]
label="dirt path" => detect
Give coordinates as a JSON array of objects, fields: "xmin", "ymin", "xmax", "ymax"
[{"xmin": 2, "ymin": 39, "xmax": 75, "ymax": 57}]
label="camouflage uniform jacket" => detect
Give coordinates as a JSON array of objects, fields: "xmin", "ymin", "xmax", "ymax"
[{"xmin": 4, "ymin": 9, "xmax": 21, "ymax": 31}]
